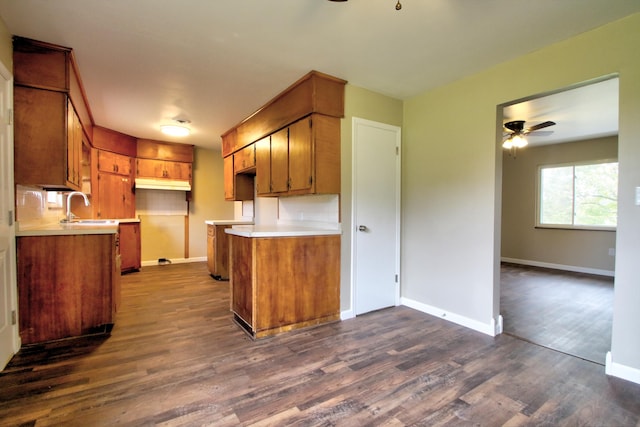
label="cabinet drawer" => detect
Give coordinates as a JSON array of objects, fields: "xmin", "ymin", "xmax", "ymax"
[{"xmin": 234, "ymin": 144, "xmax": 256, "ymax": 173}]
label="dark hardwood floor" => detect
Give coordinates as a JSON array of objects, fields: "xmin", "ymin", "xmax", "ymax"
[
  {"xmin": 1, "ymin": 262, "xmax": 639, "ymax": 426},
  {"xmin": 500, "ymin": 263, "xmax": 613, "ymax": 365}
]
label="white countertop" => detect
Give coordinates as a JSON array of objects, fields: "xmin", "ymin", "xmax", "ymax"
[
  {"xmin": 225, "ymin": 224, "xmax": 341, "ymax": 238},
  {"xmin": 16, "ymin": 221, "xmax": 119, "ymax": 237},
  {"xmin": 205, "ymin": 219, "xmax": 254, "ymax": 226}
]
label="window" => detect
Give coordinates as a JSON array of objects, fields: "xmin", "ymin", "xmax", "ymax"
[{"xmin": 538, "ymin": 160, "xmax": 618, "ymax": 229}]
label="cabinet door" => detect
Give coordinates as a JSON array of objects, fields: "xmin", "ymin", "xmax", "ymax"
[
  {"xmin": 233, "ymin": 144, "xmax": 255, "ymax": 173},
  {"xmin": 223, "ymin": 156, "xmax": 235, "ymax": 200},
  {"xmin": 270, "ymin": 127, "xmax": 289, "ymax": 193},
  {"xmin": 121, "ymin": 175, "xmax": 134, "ymax": 218},
  {"xmin": 230, "ymin": 235, "xmax": 254, "ymax": 327},
  {"xmin": 255, "ymin": 136, "xmax": 271, "ymax": 195},
  {"xmin": 66, "ymin": 103, "xmax": 82, "ymax": 188},
  {"xmin": 288, "ymin": 116, "xmax": 313, "ymax": 193},
  {"xmin": 97, "ymin": 173, "xmax": 129, "ymax": 219},
  {"xmin": 17, "ymin": 234, "xmax": 115, "ymax": 345},
  {"xmin": 207, "ymin": 225, "xmax": 215, "ymax": 274},
  {"xmin": 164, "ymin": 161, "xmax": 192, "ymax": 180},
  {"xmin": 119, "ymin": 223, "xmax": 141, "ymax": 272},
  {"xmin": 98, "ymin": 150, "xmax": 131, "ymax": 176},
  {"xmin": 136, "ymin": 158, "xmax": 165, "ymax": 178}
]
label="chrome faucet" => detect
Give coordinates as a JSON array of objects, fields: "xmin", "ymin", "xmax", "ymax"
[{"xmin": 63, "ymin": 191, "xmax": 90, "ymax": 222}]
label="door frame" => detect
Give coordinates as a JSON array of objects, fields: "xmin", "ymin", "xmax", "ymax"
[
  {"xmin": 0, "ymin": 58, "xmax": 18, "ymax": 370},
  {"xmin": 350, "ymin": 117, "xmax": 402, "ymax": 316}
]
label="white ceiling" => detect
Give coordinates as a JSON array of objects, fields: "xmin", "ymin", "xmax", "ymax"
[
  {"xmin": 503, "ymin": 77, "xmax": 619, "ymax": 146},
  {"xmin": 0, "ymin": 1, "xmax": 636, "ymax": 150}
]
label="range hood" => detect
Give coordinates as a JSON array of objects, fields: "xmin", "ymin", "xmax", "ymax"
[{"xmin": 135, "ymin": 178, "xmax": 191, "ymax": 191}]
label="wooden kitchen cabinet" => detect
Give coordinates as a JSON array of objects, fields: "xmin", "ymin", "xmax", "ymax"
[
  {"xmin": 14, "ymin": 37, "xmax": 94, "ymax": 191},
  {"xmin": 222, "ymin": 70, "xmax": 344, "ymax": 199},
  {"xmin": 96, "ymin": 173, "xmax": 134, "ymax": 219},
  {"xmin": 93, "ymin": 149, "xmax": 135, "ymax": 219},
  {"xmin": 255, "ymin": 114, "xmax": 340, "ymax": 197},
  {"xmin": 207, "ymin": 224, "xmax": 231, "ymax": 280},
  {"xmin": 119, "ymin": 222, "xmax": 141, "ymax": 273},
  {"xmin": 229, "ymin": 234, "xmax": 340, "ymax": 338},
  {"xmin": 17, "ymin": 233, "xmax": 119, "ymax": 345},
  {"xmin": 97, "ymin": 150, "xmax": 132, "ymax": 176},
  {"xmin": 14, "ymin": 86, "xmax": 84, "ymax": 190},
  {"xmin": 220, "ymin": 71, "xmax": 346, "ymax": 157},
  {"xmin": 224, "ymin": 153, "xmax": 255, "ymax": 201},
  {"xmin": 136, "ymin": 158, "xmax": 192, "ymax": 181},
  {"xmin": 223, "ymin": 156, "xmax": 235, "ymax": 200},
  {"xmin": 233, "ymin": 143, "xmax": 256, "ymax": 173}
]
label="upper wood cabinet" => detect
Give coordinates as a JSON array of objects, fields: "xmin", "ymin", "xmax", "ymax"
[
  {"xmin": 14, "ymin": 86, "xmax": 84, "ymax": 190},
  {"xmin": 13, "ymin": 37, "xmax": 94, "ymax": 190},
  {"xmin": 136, "ymin": 158, "xmax": 192, "ymax": 181},
  {"xmin": 226, "ymin": 142, "xmax": 257, "ymax": 202},
  {"xmin": 97, "ymin": 150, "xmax": 132, "ymax": 176},
  {"xmin": 233, "ymin": 143, "xmax": 256, "ymax": 174},
  {"xmin": 221, "ymin": 71, "xmax": 346, "ymax": 157},
  {"xmin": 222, "ymin": 71, "xmax": 345, "ymax": 201},
  {"xmin": 256, "ymin": 114, "xmax": 340, "ymax": 197}
]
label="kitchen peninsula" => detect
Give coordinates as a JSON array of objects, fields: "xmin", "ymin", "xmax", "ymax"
[
  {"xmin": 221, "ymin": 70, "xmax": 346, "ymax": 338},
  {"xmin": 226, "ymin": 225, "xmax": 341, "ymax": 338}
]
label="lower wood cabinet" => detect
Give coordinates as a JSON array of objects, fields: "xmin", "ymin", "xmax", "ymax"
[
  {"xmin": 17, "ymin": 233, "xmax": 119, "ymax": 345},
  {"xmin": 207, "ymin": 224, "xmax": 231, "ymax": 280},
  {"xmin": 229, "ymin": 234, "xmax": 340, "ymax": 338},
  {"xmin": 119, "ymin": 222, "xmax": 141, "ymax": 273}
]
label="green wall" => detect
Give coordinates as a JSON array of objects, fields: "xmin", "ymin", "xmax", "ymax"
[
  {"xmin": 340, "ymin": 84, "xmax": 403, "ymax": 312},
  {"xmin": 402, "ymin": 13, "xmax": 640, "ymax": 377}
]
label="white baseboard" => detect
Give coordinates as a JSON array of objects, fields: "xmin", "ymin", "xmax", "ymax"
[
  {"xmin": 606, "ymin": 352, "xmax": 640, "ymax": 384},
  {"xmin": 501, "ymin": 257, "xmax": 614, "ymax": 277},
  {"xmin": 141, "ymin": 256, "xmax": 206, "ymax": 267},
  {"xmin": 400, "ymin": 297, "xmax": 502, "ymax": 337},
  {"xmin": 340, "ymin": 309, "xmax": 355, "ymax": 320}
]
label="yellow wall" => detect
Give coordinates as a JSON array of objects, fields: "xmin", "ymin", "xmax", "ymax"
[
  {"xmin": 187, "ymin": 146, "xmax": 234, "ymax": 258},
  {"xmin": 139, "ymin": 146, "xmax": 233, "ymax": 263},
  {"xmin": 501, "ymin": 136, "xmax": 618, "ymax": 272},
  {"xmin": 0, "ymin": 17, "xmax": 11, "ymax": 71},
  {"xmin": 402, "ymin": 13, "xmax": 640, "ymax": 372}
]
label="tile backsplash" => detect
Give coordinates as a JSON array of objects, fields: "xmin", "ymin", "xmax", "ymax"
[{"xmin": 15, "ymin": 185, "xmax": 63, "ymax": 225}]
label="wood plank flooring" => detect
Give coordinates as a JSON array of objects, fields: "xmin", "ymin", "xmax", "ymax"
[
  {"xmin": 501, "ymin": 263, "xmax": 613, "ymax": 365},
  {"xmin": 1, "ymin": 262, "xmax": 639, "ymax": 426}
]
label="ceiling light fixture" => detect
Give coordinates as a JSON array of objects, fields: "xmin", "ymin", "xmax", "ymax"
[
  {"xmin": 161, "ymin": 119, "xmax": 191, "ymax": 137},
  {"xmin": 502, "ymin": 133, "xmax": 527, "ymax": 149}
]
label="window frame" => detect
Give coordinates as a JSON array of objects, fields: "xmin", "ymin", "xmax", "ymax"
[{"xmin": 535, "ymin": 158, "xmax": 618, "ymax": 231}]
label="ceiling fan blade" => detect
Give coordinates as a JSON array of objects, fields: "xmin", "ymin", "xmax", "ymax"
[
  {"xmin": 525, "ymin": 121, "xmax": 556, "ymax": 133},
  {"xmin": 525, "ymin": 130, "xmax": 554, "ymax": 137}
]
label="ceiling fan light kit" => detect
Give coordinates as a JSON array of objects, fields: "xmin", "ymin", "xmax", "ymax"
[{"xmin": 502, "ymin": 119, "xmax": 556, "ymax": 152}]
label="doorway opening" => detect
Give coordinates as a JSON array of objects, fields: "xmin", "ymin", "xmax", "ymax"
[{"xmin": 498, "ymin": 76, "xmax": 619, "ymax": 365}]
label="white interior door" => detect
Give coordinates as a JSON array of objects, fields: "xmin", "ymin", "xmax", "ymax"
[
  {"xmin": 0, "ymin": 62, "xmax": 17, "ymax": 370},
  {"xmin": 352, "ymin": 118, "xmax": 401, "ymax": 315}
]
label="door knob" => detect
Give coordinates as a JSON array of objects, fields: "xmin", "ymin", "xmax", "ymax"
[{"xmin": 358, "ymin": 225, "xmax": 368, "ymax": 232}]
